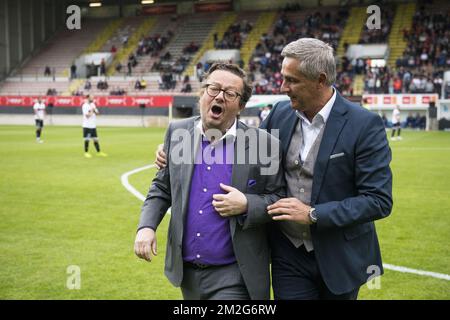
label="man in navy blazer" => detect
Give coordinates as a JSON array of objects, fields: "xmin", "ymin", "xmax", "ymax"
[{"xmin": 263, "ymin": 38, "xmax": 393, "ymax": 299}]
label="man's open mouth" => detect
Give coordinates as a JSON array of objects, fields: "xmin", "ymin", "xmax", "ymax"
[{"xmin": 211, "ymin": 105, "xmax": 224, "ymax": 118}]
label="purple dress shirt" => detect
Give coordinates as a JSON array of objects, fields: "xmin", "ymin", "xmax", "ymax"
[{"xmin": 182, "ymin": 137, "xmax": 236, "ymax": 265}]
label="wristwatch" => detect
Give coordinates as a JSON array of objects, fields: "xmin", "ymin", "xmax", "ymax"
[{"xmin": 309, "ymin": 207, "xmax": 317, "ymax": 223}]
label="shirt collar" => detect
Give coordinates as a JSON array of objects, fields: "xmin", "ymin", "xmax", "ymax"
[
  {"xmin": 296, "ymin": 87, "xmax": 336, "ymax": 125},
  {"xmin": 196, "ymin": 118, "xmax": 237, "ymax": 144}
]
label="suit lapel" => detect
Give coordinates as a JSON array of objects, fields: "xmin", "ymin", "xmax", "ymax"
[
  {"xmin": 180, "ymin": 118, "xmax": 200, "ymax": 220},
  {"xmin": 230, "ymin": 121, "xmax": 250, "ymax": 237},
  {"xmin": 311, "ymin": 95, "xmax": 348, "ymax": 205},
  {"xmin": 281, "ymin": 110, "xmax": 298, "ymax": 159}
]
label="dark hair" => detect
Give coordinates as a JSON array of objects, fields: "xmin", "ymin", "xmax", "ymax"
[{"xmin": 203, "ymin": 62, "xmax": 253, "ymax": 107}]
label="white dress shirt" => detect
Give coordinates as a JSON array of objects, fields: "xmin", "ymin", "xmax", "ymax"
[
  {"xmin": 196, "ymin": 118, "xmax": 237, "ymax": 144},
  {"xmin": 295, "ymin": 88, "xmax": 336, "ymax": 161}
]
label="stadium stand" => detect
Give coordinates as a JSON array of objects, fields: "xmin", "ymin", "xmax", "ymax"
[
  {"xmin": 0, "ymin": 0, "xmax": 449, "ymax": 101},
  {"xmin": 248, "ymin": 6, "xmax": 348, "ymax": 95},
  {"xmin": 17, "ymin": 19, "xmax": 113, "ymax": 78},
  {"xmin": 363, "ymin": 0, "xmax": 449, "ymax": 96}
]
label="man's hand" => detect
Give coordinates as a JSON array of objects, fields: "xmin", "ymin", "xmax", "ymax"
[
  {"xmin": 212, "ymin": 183, "xmax": 248, "ymax": 217},
  {"xmin": 155, "ymin": 144, "xmax": 166, "ymax": 169},
  {"xmin": 267, "ymin": 198, "xmax": 312, "ymax": 225},
  {"xmin": 134, "ymin": 227, "xmax": 157, "ymax": 262}
]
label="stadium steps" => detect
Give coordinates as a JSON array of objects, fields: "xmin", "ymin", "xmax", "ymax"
[
  {"xmin": 352, "ymin": 74, "xmax": 365, "ymax": 96},
  {"xmin": 162, "ymin": 14, "xmax": 220, "ymax": 66},
  {"xmin": 0, "ymin": 78, "xmax": 70, "ymax": 95},
  {"xmin": 61, "ymin": 19, "xmax": 126, "ymax": 95},
  {"xmin": 17, "ymin": 19, "xmax": 111, "ymax": 78},
  {"xmin": 64, "ymin": 79, "xmax": 84, "ymax": 96},
  {"xmin": 387, "ymin": 2, "xmax": 416, "ymax": 68},
  {"xmin": 184, "ymin": 12, "xmax": 238, "ymax": 77},
  {"xmin": 107, "ymin": 17, "xmax": 158, "ymax": 76},
  {"xmin": 336, "ymin": 7, "xmax": 366, "ymax": 57},
  {"xmin": 240, "ymin": 11, "xmax": 277, "ymax": 69},
  {"xmin": 83, "ymin": 18, "xmax": 125, "ymax": 54},
  {"xmin": 126, "ymin": 15, "xmax": 182, "ymax": 77}
]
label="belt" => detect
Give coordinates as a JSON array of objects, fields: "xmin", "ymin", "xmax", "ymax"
[{"xmin": 184, "ymin": 261, "xmax": 213, "ymax": 269}]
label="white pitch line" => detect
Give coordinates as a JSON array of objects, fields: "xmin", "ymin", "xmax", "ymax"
[
  {"xmin": 383, "ymin": 264, "xmax": 450, "ymax": 281},
  {"xmin": 120, "ymin": 164, "xmax": 156, "ymax": 202},
  {"xmin": 121, "ymin": 165, "xmax": 450, "ymax": 282}
]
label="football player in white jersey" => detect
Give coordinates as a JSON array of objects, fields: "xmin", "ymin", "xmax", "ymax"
[
  {"xmin": 82, "ymin": 95, "xmax": 107, "ymax": 158},
  {"xmin": 391, "ymin": 105, "xmax": 402, "ymax": 140},
  {"xmin": 33, "ymin": 97, "xmax": 46, "ymax": 143}
]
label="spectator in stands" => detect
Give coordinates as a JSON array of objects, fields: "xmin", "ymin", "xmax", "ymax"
[
  {"xmin": 111, "ymin": 45, "xmax": 117, "ymax": 53},
  {"xmin": 97, "ymin": 79, "xmax": 108, "ymax": 91},
  {"xmin": 140, "ymin": 78, "xmax": 147, "ymax": 89},
  {"xmin": 44, "ymin": 66, "xmax": 51, "ymax": 77},
  {"xmin": 161, "ymin": 52, "xmax": 172, "ymax": 61},
  {"xmin": 393, "ymin": 77, "xmax": 402, "ymax": 93},
  {"xmin": 135, "ymin": 78, "xmax": 147, "ymax": 90},
  {"xmin": 173, "ymin": 58, "xmax": 187, "ymax": 75},
  {"xmin": 84, "ymin": 80, "xmax": 92, "ymax": 91},
  {"xmin": 129, "ymin": 53, "xmax": 137, "ymax": 67},
  {"xmin": 100, "ymin": 59, "xmax": 106, "ymax": 76},
  {"xmin": 425, "ymin": 78, "xmax": 434, "ymax": 93},
  {"xmin": 415, "ymin": 112, "xmax": 426, "ymax": 130},
  {"xmin": 161, "ymin": 71, "xmax": 176, "ymax": 90},
  {"xmin": 157, "ymin": 75, "xmax": 164, "ymax": 90},
  {"xmin": 70, "ymin": 63, "xmax": 77, "ymax": 79},
  {"xmin": 110, "ymin": 87, "xmax": 126, "ymax": 96},
  {"xmin": 213, "ymin": 32, "xmax": 219, "ymax": 47},
  {"xmin": 127, "ymin": 61, "xmax": 132, "ymax": 76},
  {"xmin": 116, "ymin": 62, "xmax": 122, "ymax": 73},
  {"xmin": 88, "ymin": 62, "xmax": 97, "ymax": 78},
  {"xmin": 46, "ymin": 88, "xmax": 57, "ymax": 96},
  {"xmin": 183, "ymin": 42, "xmax": 199, "ymax": 54},
  {"xmin": 196, "ymin": 62, "xmax": 205, "ymax": 82},
  {"xmin": 181, "ymin": 81, "xmax": 192, "ymax": 93},
  {"xmin": 122, "ymin": 35, "xmax": 129, "ymax": 47},
  {"xmin": 434, "ymin": 74, "xmax": 443, "ymax": 95},
  {"xmin": 405, "ymin": 113, "xmax": 415, "ymax": 128},
  {"xmin": 134, "ymin": 79, "xmax": 141, "ymax": 90}
]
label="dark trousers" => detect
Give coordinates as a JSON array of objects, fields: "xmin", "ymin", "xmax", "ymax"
[
  {"xmin": 181, "ymin": 262, "xmax": 250, "ymax": 300},
  {"xmin": 270, "ymin": 225, "xmax": 359, "ymax": 300}
]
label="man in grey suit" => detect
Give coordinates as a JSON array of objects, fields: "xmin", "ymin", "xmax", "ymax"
[{"xmin": 134, "ymin": 63, "xmax": 285, "ymax": 300}]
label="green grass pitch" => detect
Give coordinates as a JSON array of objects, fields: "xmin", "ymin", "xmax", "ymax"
[{"xmin": 0, "ymin": 125, "xmax": 449, "ymax": 299}]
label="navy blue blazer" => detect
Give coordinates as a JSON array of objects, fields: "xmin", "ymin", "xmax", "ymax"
[{"xmin": 260, "ymin": 92, "xmax": 393, "ymax": 294}]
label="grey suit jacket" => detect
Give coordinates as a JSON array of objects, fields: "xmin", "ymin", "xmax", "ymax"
[{"xmin": 138, "ymin": 116, "xmax": 286, "ymax": 300}]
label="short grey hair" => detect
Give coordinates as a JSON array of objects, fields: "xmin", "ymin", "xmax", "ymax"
[{"xmin": 281, "ymin": 38, "xmax": 336, "ymax": 86}]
